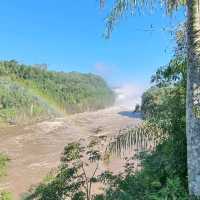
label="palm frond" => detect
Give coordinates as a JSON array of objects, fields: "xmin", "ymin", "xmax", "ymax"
[
  {"xmin": 107, "ymin": 122, "xmax": 167, "ymax": 157},
  {"xmin": 101, "ymin": 0, "xmax": 185, "ymax": 38}
]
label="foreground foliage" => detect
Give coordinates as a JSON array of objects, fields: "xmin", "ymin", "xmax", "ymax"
[{"xmin": 23, "ymin": 138, "xmax": 106, "ymax": 200}]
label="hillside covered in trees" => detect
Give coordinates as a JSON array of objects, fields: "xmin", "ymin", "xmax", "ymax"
[{"xmin": 0, "ymin": 60, "xmax": 115, "ymax": 125}]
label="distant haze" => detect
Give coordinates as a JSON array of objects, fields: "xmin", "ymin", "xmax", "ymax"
[{"xmin": 113, "ymin": 84, "xmax": 144, "ymax": 109}]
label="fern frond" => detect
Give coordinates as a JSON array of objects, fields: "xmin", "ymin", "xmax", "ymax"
[{"xmin": 107, "ymin": 122, "xmax": 167, "ymax": 157}]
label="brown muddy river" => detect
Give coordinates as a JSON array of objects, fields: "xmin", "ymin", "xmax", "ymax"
[{"xmin": 0, "ymin": 106, "xmax": 142, "ymax": 199}]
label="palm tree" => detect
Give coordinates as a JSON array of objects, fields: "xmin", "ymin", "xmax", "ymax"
[{"xmin": 100, "ymin": 0, "xmax": 200, "ymax": 197}]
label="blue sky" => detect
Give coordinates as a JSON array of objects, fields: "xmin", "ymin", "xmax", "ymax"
[{"xmin": 0, "ymin": 0, "xmax": 185, "ymax": 90}]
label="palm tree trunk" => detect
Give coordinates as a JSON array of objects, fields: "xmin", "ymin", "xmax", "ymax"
[{"xmin": 187, "ymin": 0, "xmax": 200, "ymax": 196}]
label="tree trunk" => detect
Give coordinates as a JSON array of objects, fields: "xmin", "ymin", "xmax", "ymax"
[{"xmin": 187, "ymin": 0, "xmax": 200, "ymax": 196}]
